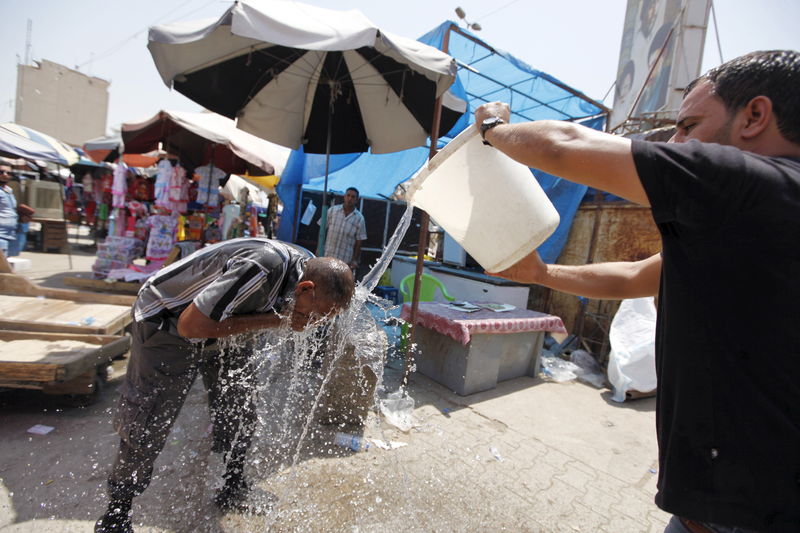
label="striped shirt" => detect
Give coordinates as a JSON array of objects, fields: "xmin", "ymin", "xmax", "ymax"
[
  {"xmin": 323, "ymin": 204, "xmax": 366, "ymax": 263},
  {"xmin": 133, "ymin": 238, "xmax": 312, "ymax": 325}
]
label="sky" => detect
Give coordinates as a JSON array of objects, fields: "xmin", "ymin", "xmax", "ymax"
[{"xmin": 0, "ymin": 0, "xmax": 798, "ymax": 142}]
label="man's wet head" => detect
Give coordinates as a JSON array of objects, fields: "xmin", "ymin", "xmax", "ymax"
[{"xmin": 291, "ymin": 257, "xmax": 355, "ymax": 331}]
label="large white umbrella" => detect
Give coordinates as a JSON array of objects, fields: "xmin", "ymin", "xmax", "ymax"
[{"xmin": 147, "ymin": 0, "xmax": 464, "ymax": 252}]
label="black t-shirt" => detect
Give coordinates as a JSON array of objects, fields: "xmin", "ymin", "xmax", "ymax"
[{"xmin": 632, "ymin": 139, "xmax": 800, "ymax": 532}]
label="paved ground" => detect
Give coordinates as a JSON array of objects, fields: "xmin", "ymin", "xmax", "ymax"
[{"xmin": 0, "ymin": 226, "xmax": 668, "ymax": 532}]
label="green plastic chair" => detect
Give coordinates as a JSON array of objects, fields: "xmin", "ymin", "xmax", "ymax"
[
  {"xmin": 399, "ymin": 273, "xmax": 455, "ymax": 303},
  {"xmin": 399, "ymin": 273, "xmax": 455, "ymax": 351}
]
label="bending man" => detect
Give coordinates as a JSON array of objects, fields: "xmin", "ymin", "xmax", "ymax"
[{"xmin": 96, "ymin": 238, "xmax": 354, "ymax": 533}]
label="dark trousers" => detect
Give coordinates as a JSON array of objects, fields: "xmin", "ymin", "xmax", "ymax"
[{"xmin": 107, "ymin": 318, "xmax": 257, "ymax": 499}]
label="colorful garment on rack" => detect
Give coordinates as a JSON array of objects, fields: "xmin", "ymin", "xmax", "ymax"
[
  {"xmin": 154, "ymin": 159, "xmax": 173, "ymax": 207},
  {"xmin": 167, "ymin": 165, "xmax": 189, "ymax": 214},
  {"xmin": 129, "ymin": 176, "xmax": 153, "ymax": 202},
  {"xmin": 194, "ymin": 164, "xmax": 225, "ymax": 207},
  {"xmin": 145, "ymin": 213, "xmax": 179, "ymax": 261},
  {"xmin": 112, "ymin": 163, "xmax": 128, "ymax": 208}
]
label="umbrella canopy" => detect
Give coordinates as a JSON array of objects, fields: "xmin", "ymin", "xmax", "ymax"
[
  {"xmin": 72, "ymin": 147, "xmax": 108, "ymax": 169},
  {"xmin": 0, "ymin": 126, "xmax": 65, "ymax": 164},
  {"xmin": 0, "ymin": 123, "xmax": 79, "ymax": 166},
  {"xmin": 82, "ymin": 133, "xmax": 122, "ymax": 163},
  {"xmin": 147, "ymin": 0, "xmax": 463, "ymax": 155},
  {"xmin": 121, "ymin": 110, "xmax": 291, "ymax": 175}
]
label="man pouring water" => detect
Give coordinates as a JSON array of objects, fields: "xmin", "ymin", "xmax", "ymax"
[{"xmin": 475, "ymin": 50, "xmax": 800, "ymax": 532}]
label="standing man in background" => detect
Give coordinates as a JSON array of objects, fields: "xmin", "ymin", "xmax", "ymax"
[
  {"xmin": 323, "ymin": 187, "xmax": 367, "ymax": 274},
  {"xmin": 0, "ymin": 163, "xmax": 18, "ymax": 257}
]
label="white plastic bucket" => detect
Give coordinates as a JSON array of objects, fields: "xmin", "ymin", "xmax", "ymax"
[{"xmin": 405, "ymin": 125, "xmax": 560, "ymax": 273}]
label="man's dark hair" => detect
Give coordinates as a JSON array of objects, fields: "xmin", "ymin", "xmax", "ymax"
[
  {"xmin": 302, "ymin": 257, "xmax": 354, "ymax": 307},
  {"xmin": 685, "ymin": 50, "xmax": 800, "ymax": 143},
  {"xmin": 346, "ymin": 187, "xmax": 360, "ymax": 198}
]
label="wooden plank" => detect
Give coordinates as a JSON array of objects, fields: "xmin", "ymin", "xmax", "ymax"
[
  {"xmin": 0, "ymin": 252, "xmax": 11, "ymax": 274},
  {"xmin": 41, "ymin": 368, "xmax": 94, "ymax": 395},
  {"xmin": 0, "ymin": 332, "xmax": 130, "ymax": 384},
  {"xmin": 60, "ymin": 336, "xmax": 130, "ymax": 382},
  {"xmin": 0, "ymin": 338, "xmax": 96, "ymax": 365},
  {"xmin": 0, "ymin": 381, "xmax": 43, "ymax": 390},
  {"xmin": 0, "ymin": 273, "xmax": 136, "ymax": 306},
  {"xmin": 0, "ymin": 362, "xmax": 59, "ymax": 381},
  {"xmin": 0, "ymin": 319, "xmax": 108, "ymax": 335},
  {"xmin": 0, "ymin": 295, "xmax": 132, "ymax": 335},
  {"xmin": 0, "ymin": 331, "xmax": 117, "ymax": 344},
  {"xmin": 62, "ymin": 276, "xmax": 141, "ymax": 295}
]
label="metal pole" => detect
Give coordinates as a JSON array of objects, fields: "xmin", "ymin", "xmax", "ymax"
[
  {"xmin": 316, "ymin": 93, "xmax": 333, "ymax": 256},
  {"xmin": 404, "ymin": 25, "xmax": 451, "ymax": 381}
]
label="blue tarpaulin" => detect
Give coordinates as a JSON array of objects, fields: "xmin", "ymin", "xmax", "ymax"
[{"xmin": 279, "ymin": 21, "xmax": 607, "ymax": 263}]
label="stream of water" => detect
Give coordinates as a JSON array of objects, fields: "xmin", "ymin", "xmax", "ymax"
[{"xmin": 204, "ymin": 202, "xmax": 417, "ymax": 527}]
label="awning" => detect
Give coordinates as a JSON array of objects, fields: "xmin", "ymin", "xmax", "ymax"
[
  {"xmin": 121, "ymin": 110, "xmax": 291, "ymax": 175},
  {"xmin": 0, "ymin": 123, "xmax": 79, "ymax": 166}
]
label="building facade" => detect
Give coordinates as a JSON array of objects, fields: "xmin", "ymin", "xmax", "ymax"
[{"xmin": 15, "ymin": 59, "xmax": 109, "ymax": 146}]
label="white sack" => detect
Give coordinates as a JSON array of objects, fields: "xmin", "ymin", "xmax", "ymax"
[{"xmin": 607, "ymin": 297, "xmax": 658, "ymax": 402}]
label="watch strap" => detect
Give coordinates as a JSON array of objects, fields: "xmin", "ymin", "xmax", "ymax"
[{"xmin": 480, "ymin": 117, "xmax": 505, "ymax": 146}]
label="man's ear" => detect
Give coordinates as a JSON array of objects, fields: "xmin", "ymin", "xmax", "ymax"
[
  {"xmin": 295, "ymin": 279, "xmax": 315, "ymax": 295},
  {"xmin": 739, "ymin": 95, "xmax": 773, "ymax": 140}
]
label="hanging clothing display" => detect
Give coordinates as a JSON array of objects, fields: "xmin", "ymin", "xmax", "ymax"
[
  {"xmin": 111, "ymin": 163, "xmax": 128, "ymax": 208},
  {"xmin": 194, "ymin": 164, "xmax": 225, "ymax": 207},
  {"xmin": 154, "ymin": 159, "xmax": 173, "ymax": 207},
  {"xmin": 167, "ymin": 165, "xmax": 189, "ymax": 214}
]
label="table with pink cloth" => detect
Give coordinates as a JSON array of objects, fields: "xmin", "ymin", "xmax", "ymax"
[{"xmin": 401, "ymin": 302, "xmax": 566, "ymax": 395}]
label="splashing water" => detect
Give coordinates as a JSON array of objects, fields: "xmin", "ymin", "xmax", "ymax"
[{"xmin": 184, "ymin": 203, "xmax": 419, "ymax": 529}]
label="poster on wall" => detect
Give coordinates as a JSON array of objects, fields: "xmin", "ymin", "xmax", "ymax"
[{"xmin": 610, "ymin": 0, "xmax": 711, "ymax": 132}]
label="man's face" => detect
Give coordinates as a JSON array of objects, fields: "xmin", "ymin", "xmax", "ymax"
[
  {"xmin": 343, "ymin": 190, "xmax": 358, "ymax": 210},
  {"xmin": 290, "ymin": 284, "xmax": 341, "ymax": 332},
  {"xmin": 670, "ymin": 81, "xmax": 735, "ymax": 146},
  {"xmin": 0, "ymin": 166, "xmax": 11, "ymax": 184}
]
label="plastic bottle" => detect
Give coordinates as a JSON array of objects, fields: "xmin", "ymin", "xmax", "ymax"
[{"xmin": 333, "ymin": 432, "xmax": 370, "ymax": 452}]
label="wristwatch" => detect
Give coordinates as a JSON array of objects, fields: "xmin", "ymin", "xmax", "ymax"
[{"xmin": 480, "ymin": 116, "xmax": 505, "ymax": 146}]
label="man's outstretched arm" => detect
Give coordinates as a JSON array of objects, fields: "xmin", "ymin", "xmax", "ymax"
[
  {"xmin": 476, "ymin": 102, "xmax": 649, "ymax": 206},
  {"xmin": 489, "ymin": 251, "xmax": 661, "ymax": 300},
  {"xmin": 177, "ymin": 303, "xmax": 282, "ymax": 339}
]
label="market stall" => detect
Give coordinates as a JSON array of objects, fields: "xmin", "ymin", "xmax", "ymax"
[{"xmin": 78, "ymin": 110, "xmax": 290, "ymax": 286}]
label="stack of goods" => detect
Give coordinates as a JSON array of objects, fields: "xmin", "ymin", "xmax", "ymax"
[{"xmin": 92, "ymin": 236, "xmax": 145, "ymax": 279}]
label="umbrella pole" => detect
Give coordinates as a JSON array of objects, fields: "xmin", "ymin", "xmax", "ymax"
[
  {"xmin": 403, "ymin": 25, "xmax": 453, "ymax": 384},
  {"xmin": 316, "ymin": 99, "xmax": 333, "ymax": 256},
  {"xmin": 404, "ymin": 98, "xmax": 444, "ymax": 384}
]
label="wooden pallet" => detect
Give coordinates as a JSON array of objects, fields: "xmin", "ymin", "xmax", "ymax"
[
  {"xmin": 0, "ymin": 261, "xmax": 135, "ymax": 397},
  {"xmin": 0, "ymin": 330, "xmax": 130, "ymax": 393},
  {"xmin": 0, "ymin": 294, "xmax": 133, "ymax": 335},
  {"xmin": 62, "ymin": 276, "xmax": 142, "ymax": 295},
  {"xmin": 0, "ymin": 270, "xmax": 134, "ymax": 335}
]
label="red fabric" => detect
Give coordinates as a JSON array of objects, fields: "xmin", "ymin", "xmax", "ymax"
[{"xmin": 401, "ymin": 302, "xmax": 566, "ymax": 346}]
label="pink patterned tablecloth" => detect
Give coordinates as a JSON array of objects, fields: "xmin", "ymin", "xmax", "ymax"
[{"xmin": 401, "ymin": 302, "xmax": 566, "ymax": 346}]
